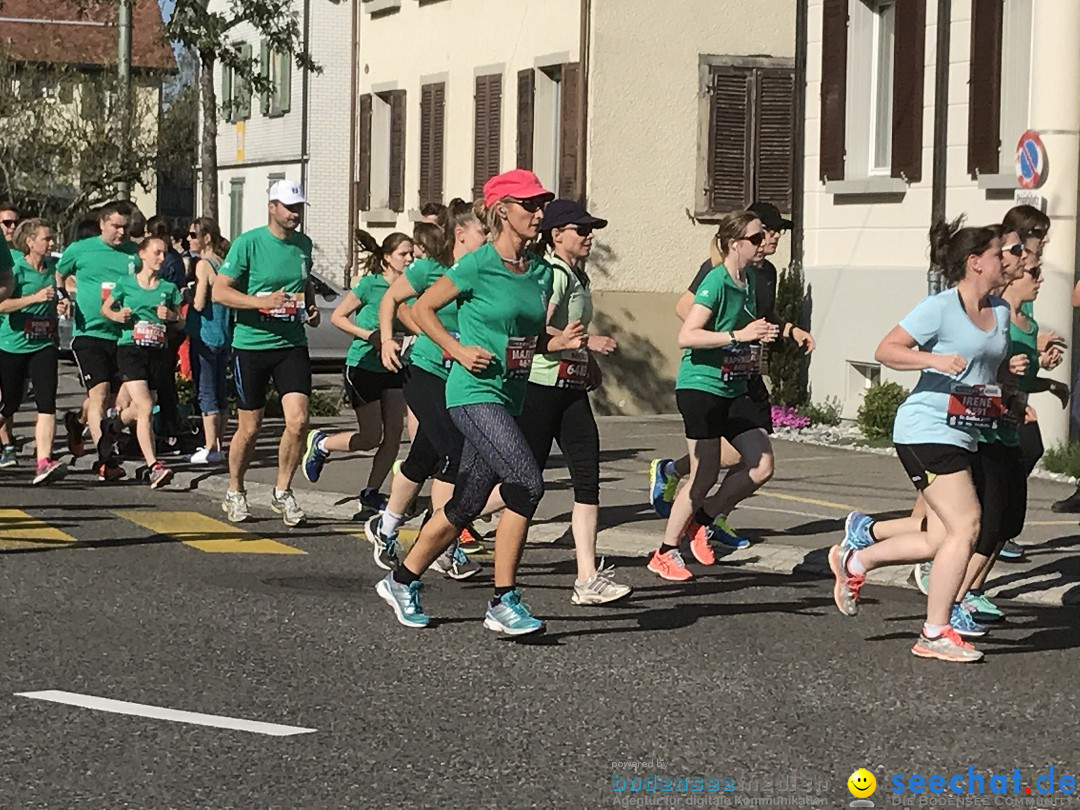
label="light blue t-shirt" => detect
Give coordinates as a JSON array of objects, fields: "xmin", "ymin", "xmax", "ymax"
[{"xmin": 892, "ymin": 288, "xmax": 1010, "ymax": 451}]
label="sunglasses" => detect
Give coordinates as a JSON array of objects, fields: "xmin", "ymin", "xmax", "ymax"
[
  {"xmin": 509, "ymin": 197, "xmax": 546, "ymax": 213},
  {"xmin": 565, "ymin": 224, "xmax": 595, "ymax": 238},
  {"xmin": 0, "ymin": 220, "xmax": 15, "ymax": 228},
  {"xmin": 1003, "ymin": 243, "xmax": 1025, "ymax": 257},
  {"xmin": 742, "ymin": 232, "xmax": 766, "ymax": 246},
  {"xmin": 188, "ymin": 231, "xmax": 199, "ymax": 239}
]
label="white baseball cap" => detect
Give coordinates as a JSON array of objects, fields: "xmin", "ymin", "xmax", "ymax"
[{"xmin": 269, "ymin": 180, "xmax": 306, "ymax": 205}]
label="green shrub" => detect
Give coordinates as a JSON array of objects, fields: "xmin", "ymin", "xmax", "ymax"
[
  {"xmin": 769, "ymin": 263, "xmax": 810, "ymax": 408},
  {"xmin": 1043, "ymin": 442, "xmax": 1080, "ymax": 478},
  {"xmin": 797, "ymin": 396, "xmax": 842, "ymax": 427},
  {"xmin": 309, "ymin": 388, "xmax": 343, "ymax": 417},
  {"xmin": 856, "ymin": 382, "xmax": 909, "ymax": 441}
]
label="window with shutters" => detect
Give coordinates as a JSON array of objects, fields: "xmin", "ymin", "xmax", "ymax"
[
  {"xmin": 698, "ymin": 58, "xmax": 795, "ymax": 216},
  {"xmin": 473, "ymin": 74, "xmax": 502, "ymax": 199},
  {"xmin": 259, "ymin": 42, "xmax": 292, "ymax": 118},
  {"xmin": 361, "ymin": 89, "xmax": 406, "ymax": 214},
  {"xmin": 228, "ymin": 179, "xmax": 244, "ymax": 240},
  {"xmin": 221, "ymin": 42, "xmax": 253, "ymax": 125},
  {"xmin": 517, "ymin": 63, "xmax": 581, "ymax": 199},
  {"xmin": 419, "ymin": 82, "xmax": 445, "ymax": 207}
]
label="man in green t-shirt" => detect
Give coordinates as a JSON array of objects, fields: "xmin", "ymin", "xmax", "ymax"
[
  {"xmin": 213, "ymin": 180, "xmax": 321, "ymax": 527},
  {"xmin": 56, "ymin": 202, "xmax": 140, "ymax": 480}
]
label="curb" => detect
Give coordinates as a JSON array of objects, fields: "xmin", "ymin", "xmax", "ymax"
[{"xmin": 126, "ymin": 458, "xmax": 1073, "ymax": 609}]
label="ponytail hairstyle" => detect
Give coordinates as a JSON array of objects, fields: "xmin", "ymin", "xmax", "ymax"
[
  {"xmin": 12, "ymin": 218, "xmax": 50, "ymax": 254},
  {"xmin": 412, "ymin": 221, "xmax": 443, "ymax": 260},
  {"xmin": 928, "ymin": 216, "xmax": 999, "ymax": 286},
  {"xmin": 191, "ymin": 216, "xmax": 230, "ymax": 257},
  {"xmin": 356, "ymin": 229, "xmax": 412, "ymax": 275},
  {"xmin": 714, "ymin": 209, "xmax": 761, "ymax": 258},
  {"xmin": 434, "ymin": 197, "xmax": 481, "ymax": 267}
]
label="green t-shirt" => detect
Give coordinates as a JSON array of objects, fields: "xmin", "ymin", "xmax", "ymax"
[
  {"xmin": 1020, "ymin": 300, "xmax": 1034, "ymax": 318},
  {"xmin": 981, "ymin": 311, "xmax": 1039, "ymax": 447},
  {"xmin": 218, "ymin": 226, "xmax": 313, "ymax": 351},
  {"xmin": 405, "ymin": 257, "xmax": 459, "ymax": 381},
  {"xmin": 0, "ymin": 254, "xmax": 59, "ymax": 354},
  {"xmin": 345, "ymin": 274, "xmax": 403, "ymax": 371},
  {"xmin": 675, "ymin": 264, "xmax": 758, "ymax": 398},
  {"xmin": 110, "ymin": 274, "xmax": 182, "ymax": 348},
  {"xmin": 443, "ymin": 243, "xmax": 553, "ymax": 415},
  {"xmin": 57, "ymin": 237, "xmax": 140, "ymax": 342},
  {"xmin": 528, "ymin": 253, "xmax": 593, "ymax": 389}
]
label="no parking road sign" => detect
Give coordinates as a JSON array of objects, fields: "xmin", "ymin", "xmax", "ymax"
[{"xmin": 1016, "ymin": 130, "xmax": 1046, "ymax": 189}]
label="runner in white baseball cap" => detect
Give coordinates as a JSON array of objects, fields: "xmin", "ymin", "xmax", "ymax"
[{"xmin": 268, "ymin": 180, "xmax": 306, "ymax": 206}]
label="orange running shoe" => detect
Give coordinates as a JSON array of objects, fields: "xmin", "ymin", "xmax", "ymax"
[
  {"xmin": 458, "ymin": 525, "xmax": 485, "ymax": 555},
  {"xmin": 688, "ymin": 523, "xmax": 716, "ymax": 565},
  {"xmin": 647, "ymin": 548, "xmax": 694, "ymax": 581}
]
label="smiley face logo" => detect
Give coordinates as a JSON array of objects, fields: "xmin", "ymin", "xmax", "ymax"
[{"xmin": 848, "ymin": 769, "xmax": 876, "ymax": 799}]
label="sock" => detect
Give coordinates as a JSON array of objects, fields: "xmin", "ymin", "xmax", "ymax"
[
  {"xmin": 658, "ymin": 543, "xmax": 679, "ymax": 555},
  {"xmin": 380, "ymin": 509, "xmax": 405, "ymax": 536},
  {"xmin": 274, "ymin": 488, "xmax": 288, "ymax": 499},
  {"xmin": 316, "ymin": 436, "xmax": 328, "ymax": 453},
  {"xmin": 693, "ymin": 508, "xmax": 713, "ymax": 528},
  {"xmin": 393, "ymin": 565, "xmax": 420, "ymax": 587},
  {"xmin": 491, "ymin": 584, "xmax": 515, "ymax": 605},
  {"xmin": 846, "ymin": 551, "xmax": 867, "ymax": 576},
  {"xmin": 868, "ymin": 522, "xmax": 879, "ymax": 542},
  {"xmin": 662, "ymin": 459, "xmax": 679, "ymax": 479},
  {"xmin": 923, "ymin": 622, "xmax": 948, "ymax": 638}
]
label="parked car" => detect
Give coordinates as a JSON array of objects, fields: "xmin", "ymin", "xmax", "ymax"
[{"xmin": 58, "ymin": 269, "xmax": 355, "ymax": 367}]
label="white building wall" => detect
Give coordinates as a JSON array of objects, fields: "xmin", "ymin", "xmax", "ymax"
[{"xmin": 803, "ymin": 0, "xmax": 1080, "ymax": 448}]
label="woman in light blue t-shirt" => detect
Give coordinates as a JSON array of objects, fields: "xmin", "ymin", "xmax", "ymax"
[{"xmin": 827, "ymin": 217, "xmax": 1017, "ymax": 665}]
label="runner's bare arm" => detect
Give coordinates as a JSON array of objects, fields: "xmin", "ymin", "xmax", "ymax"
[
  {"xmin": 875, "ymin": 325, "xmax": 963, "ymax": 373},
  {"xmin": 212, "ymin": 274, "xmax": 286, "ymax": 310},
  {"xmin": 414, "ymin": 275, "xmax": 485, "ymax": 369},
  {"xmin": 0, "ymin": 284, "xmax": 53, "ymax": 313},
  {"xmin": 678, "ymin": 305, "xmax": 775, "ymax": 350},
  {"xmin": 329, "ymin": 290, "xmax": 370, "ymax": 340}
]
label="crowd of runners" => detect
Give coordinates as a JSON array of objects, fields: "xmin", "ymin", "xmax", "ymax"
[{"xmin": 0, "ymin": 173, "xmax": 1072, "ymax": 661}]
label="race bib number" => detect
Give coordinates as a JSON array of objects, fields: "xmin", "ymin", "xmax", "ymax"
[
  {"xmin": 23, "ymin": 316, "xmax": 56, "ymax": 341},
  {"xmin": 946, "ymin": 383, "xmax": 1005, "ymax": 430},
  {"xmin": 721, "ymin": 343, "xmax": 762, "ymax": 382},
  {"xmin": 442, "ymin": 331, "xmax": 461, "ymax": 369},
  {"xmin": 505, "ymin": 336, "xmax": 538, "ymax": 380},
  {"xmin": 556, "ymin": 349, "xmax": 590, "ymax": 390},
  {"xmin": 257, "ymin": 291, "xmax": 306, "ymax": 322},
  {"xmin": 101, "ymin": 281, "xmax": 115, "ymax": 302},
  {"xmin": 132, "ymin": 320, "xmax": 166, "ymax": 348}
]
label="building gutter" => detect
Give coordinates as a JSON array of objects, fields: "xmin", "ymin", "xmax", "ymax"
[
  {"xmin": 576, "ymin": 0, "xmax": 590, "ymax": 203},
  {"xmin": 929, "ymin": 0, "xmax": 951, "ymax": 293},
  {"xmin": 345, "ymin": 0, "xmax": 359, "ymax": 281},
  {"xmin": 791, "ymin": 0, "xmax": 808, "ymax": 270},
  {"xmin": 299, "ymin": 0, "xmax": 312, "ymax": 215}
]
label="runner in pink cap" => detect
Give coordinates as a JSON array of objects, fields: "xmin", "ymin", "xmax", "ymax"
[{"xmin": 482, "ymin": 169, "xmax": 554, "ymax": 208}]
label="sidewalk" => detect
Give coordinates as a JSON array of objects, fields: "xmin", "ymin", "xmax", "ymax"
[{"xmin": 140, "ymin": 413, "xmax": 1080, "ymax": 608}]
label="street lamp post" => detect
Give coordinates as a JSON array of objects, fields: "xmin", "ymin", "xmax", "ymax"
[{"xmin": 117, "ymin": 0, "xmax": 132, "ymax": 201}]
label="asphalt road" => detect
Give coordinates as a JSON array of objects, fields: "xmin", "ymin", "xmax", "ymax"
[{"xmin": 3, "ymin": 468, "xmax": 1079, "ymax": 809}]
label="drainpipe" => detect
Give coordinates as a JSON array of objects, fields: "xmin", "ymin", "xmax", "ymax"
[
  {"xmin": 576, "ymin": 0, "xmax": 591, "ymax": 204},
  {"xmin": 346, "ymin": 0, "xmax": 359, "ymax": 283},
  {"xmin": 791, "ymin": 0, "xmax": 807, "ymax": 271},
  {"xmin": 299, "ymin": 0, "xmax": 311, "ymax": 219},
  {"xmin": 928, "ymin": 0, "xmax": 951, "ymax": 294}
]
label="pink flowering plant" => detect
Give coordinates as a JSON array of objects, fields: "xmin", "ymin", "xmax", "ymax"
[{"xmin": 772, "ymin": 405, "xmax": 811, "ymax": 430}]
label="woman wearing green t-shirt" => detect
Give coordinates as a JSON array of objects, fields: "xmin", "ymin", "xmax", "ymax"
[
  {"xmin": 303, "ymin": 232, "xmax": 413, "ymax": 511},
  {"xmin": 101, "ymin": 235, "xmax": 184, "ymax": 489},
  {"xmin": 651, "ymin": 210, "xmax": 779, "ymax": 582},
  {"xmin": 366, "ymin": 198, "xmax": 489, "ymax": 576},
  {"xmin": 375, "ymin": 169, "xmax": 585, "ymax": 635},
  {"xmin": 0, "ymin": 219, "xmax": 69, "ymax": 484}
]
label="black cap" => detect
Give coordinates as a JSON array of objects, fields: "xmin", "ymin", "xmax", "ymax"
[
  {"xmin": 541, "ymin": 199, "xmax": 608, "ymax": 231},
  {"xmin": 748, "ymin": 201, "xmax": 793, "ymax": 232}
]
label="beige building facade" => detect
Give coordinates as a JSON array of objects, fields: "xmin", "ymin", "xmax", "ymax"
[{"xmin": 802, "ymin": 0, "xmax": 1080, "ymax": 446}]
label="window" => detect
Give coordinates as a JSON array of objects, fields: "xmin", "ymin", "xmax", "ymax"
[
  {"xmin": 229, "ymin": 179, "xmax": 244, "ymax": 240},
  {"xmin": 819, "ymin": 0, "xmax": 926, "ymax": 185},
  {"xmin": 357, "ymin": 89, "xmax": 406, "ymax": 213},
  {"xmin": 473, "ymin": 74, "xmax": 502, "ymax": 199},
  {"xmin": 516, "ymin": 64, "xmax": 581, "ymax": 198},
  {"xmin": 260, "ymin": 43, "xmax": 292, "ymax": 117},
  {"xmin": 699, "ymin": 60, "xmax": 795, "ymax": 215},
  {"xmin": 419, "ymin": 82, "xmax": 445, "ymax": 207},
  {"xmin": 221, "ymin": 42, "xmax": 253, "ymax": 124}
]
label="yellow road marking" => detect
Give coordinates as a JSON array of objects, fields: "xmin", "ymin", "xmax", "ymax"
[
  {"xmin": 757, "ymin": 491, "xmax": 856, "ymax": 512},
  {"xmin": 114, "ymin": 511, "xmax": 306, "ymax": 555},
  {"xmin": 0, "ymin": 508, "xmax": 76, "ymax": 550}
]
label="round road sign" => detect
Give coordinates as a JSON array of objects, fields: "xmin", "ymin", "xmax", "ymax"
[{"xmin": 1016, "ymin": 130, "xmax": 1046, "ymax": 189}]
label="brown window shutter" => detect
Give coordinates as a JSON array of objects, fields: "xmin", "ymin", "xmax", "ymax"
[
  {"xmin": 708, "ymin": 66, "xmax": 752, "ymax": 212},
  {"xmin": 358, "ymin": 93, "xmax": 372, "ymax": 211},
  {"xmin": 559, "ymin": 62, "xmax": 581, "ymax": 200},
  {"xmin": 968, "ymin": 0, "xmax": 1004, "ymax": 176},
  {"xmin": 388, "ymin": 89, "xmax": 406, "ymax": 212},
  {"xmin": 517, "ymin": 69, "xmax": 535, "ymax": 170},
  {"xmin": 753, "ymin": 67, "xmax": 795, "ymax": 213},
  {"xmin": 891, "ymin": 0, "xmax": 926, "ymax": 181},
  {"xmin": 474, "ymin": 74, "xmax": 502, "ymax": 199},
  {"xmin": 419, "ymin": 82, "xmax": 445, "ymax": 206},
  {"xmin": 819, "ymin": 0, "xmax": 848, "ymax": 182},
  {"xmin": 473, "ymin": 76, "xmax": 489, "ymax": 199}
]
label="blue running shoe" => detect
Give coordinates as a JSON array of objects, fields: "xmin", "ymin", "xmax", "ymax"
[
  {"xmin": 302, "ymin": 430, "xmax": 328, "ymax": 483},
  {"xmin": 376, "ymin": 573, "xmax": 429, "ymax": 628},
  {"xmin": 842, "ymin": 511, "xmax": 875, "ymax": 550},
  {"xmin": 963, "ymin": 590, "xmax": 1004, "ymax": 623},
  {"xmin": 950, "ymin": 602, "xmax": 988, "ymax": 639},
  {"xmin": 997, "ymin": 539, "xmax": 1025, "ymax": 560},
  {"xmin": 710, "ymin": 516, "xmax": 751, "ymax": 550},
  {"xmin": 648, "ymin": 458, "xmax": 679, "ymax": 518},
  {"xmin": 483, "ymin": 589, "xmax": 545, "ymax": 636}
]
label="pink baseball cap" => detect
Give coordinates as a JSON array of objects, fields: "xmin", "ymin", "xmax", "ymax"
[{"xmin": 482, "ymin": 169, "xmax": 555, "ymax": 207}]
